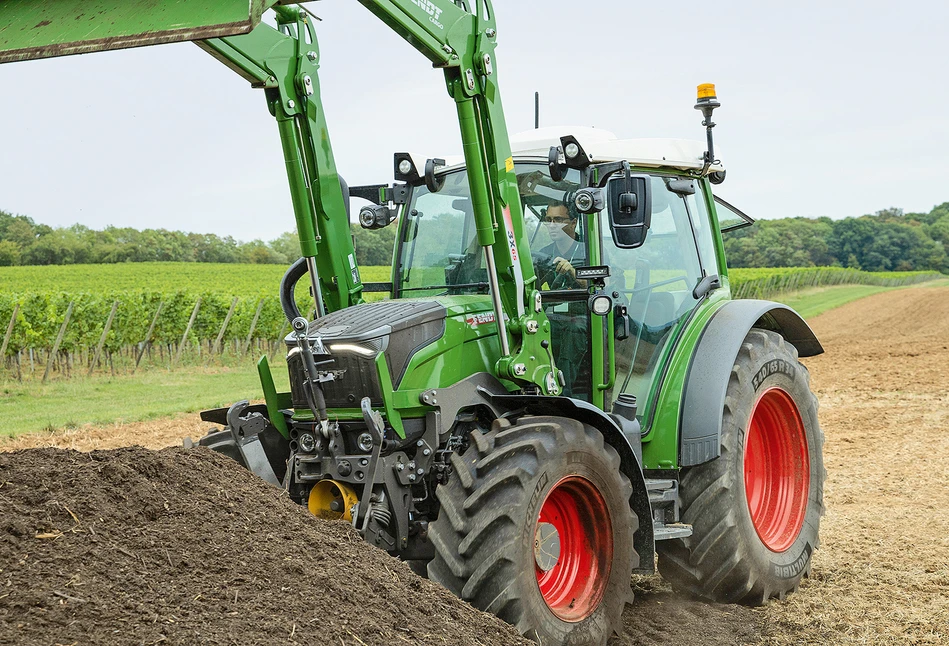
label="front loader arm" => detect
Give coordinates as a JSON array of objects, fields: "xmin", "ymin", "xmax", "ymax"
[
  {"xmin": 355, "ymin": 0, "xmax": 557, "ymax": 393},
  {"xmin": 199, "ymin": 8, "xmax": 365, "ymax": 315},
  {"xmin": 0, "ymin": 0, "xmax": 559, "ymax": 393}
]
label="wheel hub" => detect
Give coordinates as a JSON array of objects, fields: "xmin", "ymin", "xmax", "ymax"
[
  {"xmin": 534, "ymin": 522, "xmax": 561, "ymax": 572},
  {"xmin": 744, "ymin": 387, "xmax": 810, "ymax": 553}
]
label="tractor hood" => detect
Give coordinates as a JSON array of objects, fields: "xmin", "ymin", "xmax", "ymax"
[{"xmin": 286, "ymin": 300, "xmax": 447, "ymax": 409}]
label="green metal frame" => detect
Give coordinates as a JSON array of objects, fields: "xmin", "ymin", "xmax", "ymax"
[
  {"xmin": 198, "ymin": 8, "xmax": 366, "ymax": 313},
  {"xmin": 0, "ymin": 0, "xmax": 278, "ymax": 63},
  {"xmin": 257, "ymin": 355, "xmax": 291, "ymax": 440}
]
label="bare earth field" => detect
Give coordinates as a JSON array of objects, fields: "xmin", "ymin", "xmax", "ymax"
[{"xmin": 3, "ymin": 286, "xmax": 948, "ymax": 645}]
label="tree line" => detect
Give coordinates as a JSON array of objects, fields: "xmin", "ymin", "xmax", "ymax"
[
  {"xmin": 724, "ymin": 203, "xmax": 949, "ymax": 273},
  {"xmin": 0, "ymin": 209, "xmax": 398, "ymax": 268},
  {"xmin": 2, "ymin": 202, "xmax": 947, "ymax": 273}
]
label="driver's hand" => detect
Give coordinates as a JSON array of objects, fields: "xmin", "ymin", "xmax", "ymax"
[{"xmin": 553, "ymin": 257, "xmax": 576, "ymax": 280}]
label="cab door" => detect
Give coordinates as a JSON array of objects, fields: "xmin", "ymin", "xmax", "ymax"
[{"xmin": 602, "ymin": 175, "xmax": 719, "ymax": 427}]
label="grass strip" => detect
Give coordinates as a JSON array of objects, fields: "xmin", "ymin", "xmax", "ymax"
[{"xmin": 0, "ymin": 361, "xmax": 289, "ymax": 438}]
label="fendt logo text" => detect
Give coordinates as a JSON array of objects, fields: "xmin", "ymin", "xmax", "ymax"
[{"xmin": 411, "ymin": 0, "xmax": 444, "ymax": 29}]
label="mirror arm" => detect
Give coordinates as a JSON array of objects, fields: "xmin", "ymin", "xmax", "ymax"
[{"xmin": 591, "ymin": 161, "xmax": 628, "ymax": 188}]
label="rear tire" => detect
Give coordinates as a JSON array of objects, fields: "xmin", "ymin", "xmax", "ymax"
[
  {"xmin": 428, "ymin": 415, "xmax": 637, "ymax": 645},
  {"xmin": 657, "ymin": 328, "xmax": 825, "ymax": 605}
]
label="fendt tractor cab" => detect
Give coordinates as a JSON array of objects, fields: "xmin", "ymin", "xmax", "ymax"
[{"xmin": 1, "ymin": 1, "xmax": 825, "ymax": 644}]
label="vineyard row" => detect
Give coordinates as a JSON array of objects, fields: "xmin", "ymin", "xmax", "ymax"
[
  {"xmin": 0, "ymin": 267, "xmax": 942, "ymax": 381},
  {"xmin": 728, "ymin": 267, "xmax": 943, "ymax": 299}
]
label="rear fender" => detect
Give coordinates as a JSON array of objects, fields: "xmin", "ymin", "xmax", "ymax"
[
  {"xmin": 488, "ymin": 393, "xmax": 656, "ymax": 574},
  {"xmin": 679, "ymin": 299, "xmax": 822, "ymax": 467}
]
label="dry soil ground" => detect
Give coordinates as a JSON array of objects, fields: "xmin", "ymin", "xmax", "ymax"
[{"xmin": 3, "ymin": 286, "xmax": 948, "ymax": 645}]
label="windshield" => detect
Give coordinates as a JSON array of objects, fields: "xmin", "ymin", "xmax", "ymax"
[{"xmin": 396, "ymin": 163, "xmax": 582, "ymax": 297}]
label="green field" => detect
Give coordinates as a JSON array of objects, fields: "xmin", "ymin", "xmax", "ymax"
[
  {"xmin": 0, "ymin": 263, "xmax": 938, "ymax": 295},
  {"xmin": 780, "ymin": 277, "xmax": 949, "ymax": 319},
  {"xmin": 780, "ymin": 285, "xmax": 892, "ymax": 319},
  {"xmin": 0, "ymin": 362, "xmax": 290, "ymax": 438},
  {"xmin": 0, "ymin": 264, "xmax": 946, "ymax": 438}
]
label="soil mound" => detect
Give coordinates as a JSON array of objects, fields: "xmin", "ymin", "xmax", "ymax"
[{"xmin": 0, "ymin": 446, "xmax": 529, "ymax": 646}]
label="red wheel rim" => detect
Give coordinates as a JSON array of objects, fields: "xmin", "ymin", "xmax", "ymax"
[
  {"xmin": 744, "ymin": 387, "xmax": 810, "ymax": 552},
  {"xmin": 534, "ymin": 476, "xmax": 612, "ymax": 622}
]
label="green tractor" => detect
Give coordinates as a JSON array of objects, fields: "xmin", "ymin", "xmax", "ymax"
[{"xmin": 1, "ymin": 1, "xmax": 824, "ymax": 643}]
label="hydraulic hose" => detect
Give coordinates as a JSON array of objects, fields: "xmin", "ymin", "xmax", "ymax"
[
  {"xmin": 279, "ymin": 175, "xmax": 352, "ymax": 324},
  {"xmin": 280, "ymin": 257, "xmax": 308, "ymax": 323}
]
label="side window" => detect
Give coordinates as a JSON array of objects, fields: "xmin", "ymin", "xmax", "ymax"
[
  {"xmin": 397, "ymin": 171, "xmax": 482, "ymax": 297},
  {"xmin": 714, "ymin": 195, "xmax": 755, "ymax": 233},
  {"xmin": 603, "ymin": 175, "xmax": 705, "ymax": 425},
  {"xmin": 684, "ymin": 185, "xmax": 720, "ymax": 276}
]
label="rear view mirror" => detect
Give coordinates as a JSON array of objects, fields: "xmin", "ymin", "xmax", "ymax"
[{"xmin": 608, "ymin": 176, "xmax": 651, "ymax": 249}]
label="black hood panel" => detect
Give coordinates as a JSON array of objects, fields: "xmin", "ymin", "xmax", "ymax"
[{"xmin": 287, "ymin": 300, "xmax": 447, "ymax": 408}]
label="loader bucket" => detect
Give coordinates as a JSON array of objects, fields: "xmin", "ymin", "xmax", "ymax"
[{"xmin": 0, "ymin": 0, "xmax": 281, "ymax": 64}]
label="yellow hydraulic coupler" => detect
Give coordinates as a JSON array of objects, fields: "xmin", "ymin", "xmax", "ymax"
[{"xmin": 307, "ymin": 479, "xmax": 358, "ymax": 522}]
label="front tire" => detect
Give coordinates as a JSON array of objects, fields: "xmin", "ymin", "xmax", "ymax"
[
  {"xmin": 428, "ymin": 416, "xmax": 637, "ymax": 645},
  {"xmin": 657, "ymin": 328, "xmax": 825, "ymax": 605}
]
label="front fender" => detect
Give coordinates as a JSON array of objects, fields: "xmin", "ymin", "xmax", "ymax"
[{"xmin": 679, "ymin": 299, "xmax": 822, "ymax": 467}]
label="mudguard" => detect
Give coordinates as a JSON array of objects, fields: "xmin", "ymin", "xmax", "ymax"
[
  {"xmin": 488, "ymin": 393, "xmax": 657, "ymax": 574},
  {"xmin": 679, "ymin": 299, "xmax": 823, "ymax": 467}
]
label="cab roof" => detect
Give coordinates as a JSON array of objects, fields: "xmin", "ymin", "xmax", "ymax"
[
  {"xmin": 509, "ymin": 127, "xmax": 725, "ymax": 173},
  {"xmin": 405, "ymin": 127, "xmax": 724, "ymax": 178}
]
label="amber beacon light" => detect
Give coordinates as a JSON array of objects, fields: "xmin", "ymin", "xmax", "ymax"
[{"xmin": 694, "ymin": 83, "xmax": 724, "ymax": 183}]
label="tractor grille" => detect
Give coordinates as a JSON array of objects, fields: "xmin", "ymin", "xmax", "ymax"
[
  {"xmin": 287, "ymin": 350, "xmax": 383, "ymax": 409},
  {"xmin": 286, "ymin": 300, "xmax": 446, "ymax": 410}
]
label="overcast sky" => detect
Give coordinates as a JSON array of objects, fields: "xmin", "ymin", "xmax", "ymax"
[{"xmin": 1, "ymin": 0, "xmax": 946, "ymax": 242}]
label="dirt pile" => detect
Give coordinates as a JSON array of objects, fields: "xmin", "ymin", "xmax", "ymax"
[{"xmin": 0, "ymin": 446, "xmax": 529, "ymax": 646}]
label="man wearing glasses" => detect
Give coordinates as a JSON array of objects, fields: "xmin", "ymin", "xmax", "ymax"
[{"xmin": 535, "ymin": 201, "xmax": 586, "ymax": 290}]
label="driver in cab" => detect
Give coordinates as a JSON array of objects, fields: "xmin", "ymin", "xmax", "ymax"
[{"xmin": 535, "ymin": 201, "xmax": 585, "ymax": 290}]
